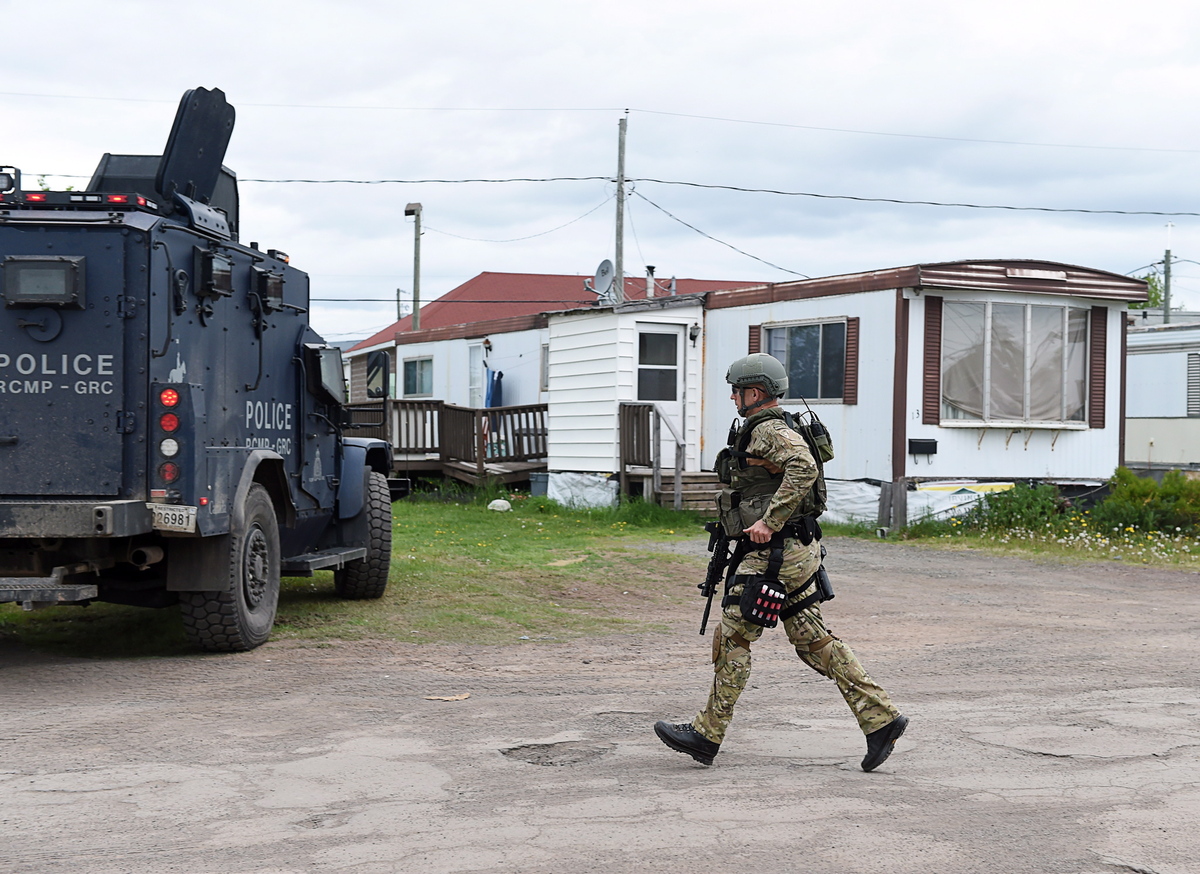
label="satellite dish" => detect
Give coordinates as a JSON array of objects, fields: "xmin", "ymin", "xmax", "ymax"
[{"xmin": 593, "ymin": 259, "xmax": 614, "ymax": 298}]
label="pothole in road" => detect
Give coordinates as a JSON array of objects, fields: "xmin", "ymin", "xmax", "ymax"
[{"xmin": 501, "ymin": 741, "xmax": 616, "ymax": 766}]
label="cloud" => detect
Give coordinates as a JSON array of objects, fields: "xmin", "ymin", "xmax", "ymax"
[{"xmin": 6, "ymin": 0, "xmax": 1200, "ymax": 333}]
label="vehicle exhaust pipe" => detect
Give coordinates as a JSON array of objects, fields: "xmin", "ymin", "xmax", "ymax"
[{"xmin": 129, "ymin": 545, "xmax": 165, "ymax": 569}]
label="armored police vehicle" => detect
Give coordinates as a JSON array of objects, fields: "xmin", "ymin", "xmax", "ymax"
[{"xmin": 0, "ymin": 88, "xmax": 395, "ymax": 651}]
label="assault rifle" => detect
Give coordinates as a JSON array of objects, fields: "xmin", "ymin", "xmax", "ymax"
[{"xmin": 699, "ymin": 521, "xmax": 733, "ymax": 635}]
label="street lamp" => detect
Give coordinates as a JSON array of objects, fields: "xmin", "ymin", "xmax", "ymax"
[{"xmin": 404, "ymin": 203, "xmax": 422, "ymax": 331}]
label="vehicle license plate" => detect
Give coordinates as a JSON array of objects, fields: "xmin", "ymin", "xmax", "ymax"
[{"xmin": 147, "ymin": 503, "xmax": 197, "ymax": 533}]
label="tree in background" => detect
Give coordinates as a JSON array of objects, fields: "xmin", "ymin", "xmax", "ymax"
[{"xmin": 1133, "ymin": 272, "xmax": 1165, "ymax": 309}]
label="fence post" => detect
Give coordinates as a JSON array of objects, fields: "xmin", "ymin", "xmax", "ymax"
[
  {"xmin": 475, "ymin": 409, "xmax": 486, "ymax": 478},
  {"xmin": 652, "ymin": 410, "xmax": 662, "ymax": 504}
]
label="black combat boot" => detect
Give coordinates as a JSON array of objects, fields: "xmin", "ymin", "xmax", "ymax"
[
  {"xmin": 861, "ymin": 714, "xmax": 909, "ymax": 772},
  {"xmin": 654, "ymin": 720, "xmax": 720, "ymax": 766}
]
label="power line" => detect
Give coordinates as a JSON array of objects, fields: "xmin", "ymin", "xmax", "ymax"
[
  {"xmin": 634, "ymin": 179, "xmax": 1200, "ymax": 217},
  {"xmin": 424, "ymin": 195, "xmax": 613, "ymax": 242},
  {"xmin": 31, "ymin": 171, "xmax": 1200, "ymax": 217},
  {"xmin": 240, "ymin": 176, "xmax": 611, "ymax": 185},
  {"xmin": 632, "ymin": 191, "xmax": 808, "ymax": 278},
  {"xmin": 226, "ymin": 174, "xmax": 1200, "ymax": 216}
]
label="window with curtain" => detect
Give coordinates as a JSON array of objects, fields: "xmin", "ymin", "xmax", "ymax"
[{"xmin": 940, "ymin": 301, "xmax": 1088, "ymax": 423}]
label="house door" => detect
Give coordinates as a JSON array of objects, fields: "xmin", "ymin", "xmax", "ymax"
[{"xmin": 636, "ymin": 326, "xmax": 684, "ymax": 468}]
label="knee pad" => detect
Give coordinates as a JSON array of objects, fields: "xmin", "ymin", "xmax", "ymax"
[{"xmin": 798, "ymin": 634, "xmax": 837, "ymax": 676}]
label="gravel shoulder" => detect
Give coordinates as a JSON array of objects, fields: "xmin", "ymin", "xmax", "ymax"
[{"xmin": 2, "ymin": 537, "xmax": 1199, "ymax": 874}]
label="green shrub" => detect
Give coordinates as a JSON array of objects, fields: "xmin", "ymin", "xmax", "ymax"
[
  {"xmin": 1089, "ymin": 468, "xmax": 1200, "ymax": 534},
  {"xmin": 962, "ymin": 481, "xmax": 1066, "ymax": 532}
]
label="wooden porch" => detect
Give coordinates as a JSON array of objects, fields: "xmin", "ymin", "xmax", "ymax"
[{"xmin": 347, "ymin": 400, "xmax": 548, "ymax": 486}]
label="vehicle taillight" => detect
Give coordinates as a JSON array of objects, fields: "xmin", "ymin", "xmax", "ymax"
[
  {"xmin": 160, "ymin": 388, "xmax": 179, "ymax": 407},
  {"xmin": 159, "ymin": 462, "xmax": 180, "ymax": 483},
  {"xmin": 25, "ymin": 193, "xmax": 46, "ymax": 202},
  {"xmin": 159, "ymin": 412, "xmax": 179, "ymax": 432},
  {"xmin": 106, "ymin": 194, "xmax": 128, "ymax": 204}
]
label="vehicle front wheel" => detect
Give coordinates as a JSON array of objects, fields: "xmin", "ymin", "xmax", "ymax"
[
  {"xmin": 334, "ymin": 470, "xmax": 392, "ymax": 600},
  {"xmin": 179, "ymin": 484, "xmax": 281, "ymax": 652}
]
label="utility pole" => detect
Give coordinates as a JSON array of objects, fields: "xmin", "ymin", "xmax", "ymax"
[
  {"xmin": 1164, "ymin": 222, "xmax": 1173, "ymax": 324},
  {"xmin": 396, "ymin": 288, "xmax": 403, "ymax": 322},
  {"xmin": 1164, "ymin": 247, "xmax": 1172, "ymax": 324},
  {"xmin": 614, "ymin": 115, "xmax": 627, "ymax": 303},
  {"xmin": 405, "ymin": 203, "xmax": 422, "ymax": 330}
]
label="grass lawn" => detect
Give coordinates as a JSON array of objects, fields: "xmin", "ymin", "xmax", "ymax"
[{"xmin": 0, "ymin": 496, "xmax": 708, "ymax": 658}]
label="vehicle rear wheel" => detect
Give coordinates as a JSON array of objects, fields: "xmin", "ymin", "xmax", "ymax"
[
  {"xmin": 179, "ymin": 484, "xmax": 281, "ymax": 652},
  {"xmin": 334, "ymin": 470, "xmax": 392, "ymax": 599}
]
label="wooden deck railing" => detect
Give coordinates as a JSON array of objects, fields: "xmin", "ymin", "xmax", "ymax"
[
  {"xmin": 345, "ymin": 399, "xmax": 547, "ymax": 479},
  {"xmin": 618, "ymin": 401, "xmax": 684, "ymax": 509},
  {"xmin": 442, "ymin": 402, "xmax": 548, "ymax": 477}
]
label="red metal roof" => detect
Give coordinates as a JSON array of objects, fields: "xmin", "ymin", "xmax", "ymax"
[
  {"xmin": 706, "ymin": 260, "xmax": 1148, "ymax": 310},
  {"xmin": 347, "ymin": 271, "xmax": 754, "ymax": 351}
]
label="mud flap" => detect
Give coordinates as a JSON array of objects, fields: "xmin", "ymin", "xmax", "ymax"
[{"xmin": 165, "ymin": 534, "xmax": 232, "ymax": 592}]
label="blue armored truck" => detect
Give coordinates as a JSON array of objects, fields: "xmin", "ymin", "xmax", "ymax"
[{"xmin": 0, "ymin": 88, "xmax": 396, "ymax": 651}]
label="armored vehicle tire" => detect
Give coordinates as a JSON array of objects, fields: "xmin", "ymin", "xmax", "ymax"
[
  {"xmin": 179, "ymin": 484, "xmax": 281, "ymax": 652},
  {"xmin": 334, "ymin": 470, "xmax": 392, "ymax": 600}
]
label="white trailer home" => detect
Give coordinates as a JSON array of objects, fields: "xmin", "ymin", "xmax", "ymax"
[
  {"xmin": 342, "ymin": 271, "xmax": 750, "ymax": 493},
  {"xmin": 702, "ymin": 260, "xmax": 1147, "ymax": 524},
  {"xmin": 344, "ymin": 261, "xmax": 1146, "ymax": 516},
  {"xmin": 1125, "ymin": 320, "xmax": 1200, "ymax": 471}
]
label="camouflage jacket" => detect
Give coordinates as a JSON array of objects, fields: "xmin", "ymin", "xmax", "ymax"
[{"xmin": 733, "ymin": 407, "xmax": 821, "ymax": 530}]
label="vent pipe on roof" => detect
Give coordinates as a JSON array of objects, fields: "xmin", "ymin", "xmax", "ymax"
[{"xmin": 646, "ymin": 265, "xmax": 655, "ymax": 299}]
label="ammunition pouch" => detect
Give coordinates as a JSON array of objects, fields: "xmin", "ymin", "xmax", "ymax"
[
  {"xmin": 714, "ymin": 447, "xmax": 734, "ymax": 485},
  {"xmin": 722, "ymin": 574, "xmax": 785, "ymax": 628},
  {"xmin": 716, "ymin": 488, "xmax": 777, "ymax": 538}
]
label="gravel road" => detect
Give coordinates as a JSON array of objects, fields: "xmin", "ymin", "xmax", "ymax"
[{"xmin": 2, "ymin": 537, "xmax": 1198, "ymax": 874}]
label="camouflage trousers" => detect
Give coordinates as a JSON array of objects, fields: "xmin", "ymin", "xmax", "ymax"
[{"xmin": 692, "ymin": 537, "xmax": 900, "ymax": 745}]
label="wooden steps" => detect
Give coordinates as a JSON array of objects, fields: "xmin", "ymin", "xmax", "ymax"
[{"xmin": 624, "ymin": 468, "xmax": 721, "ymax": 512}]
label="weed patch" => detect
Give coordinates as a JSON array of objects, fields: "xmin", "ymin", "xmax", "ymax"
[{"xmin": 892, "ymin": 472, "xmax": 1200, "ymax": 567}]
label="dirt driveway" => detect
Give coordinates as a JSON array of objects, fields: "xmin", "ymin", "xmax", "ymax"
[{"xmin": 2, "ymin": 538, "xmax": 1198, "ymax": 874}]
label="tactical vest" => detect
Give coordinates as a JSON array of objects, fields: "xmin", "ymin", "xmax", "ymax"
[{"xmin": 714, "ymin": 407, "xmax": 830, "ymax": 538}]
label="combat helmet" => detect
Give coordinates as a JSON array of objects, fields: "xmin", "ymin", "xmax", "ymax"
[{"xmin": 726, "ymin": 352, "xmax": 788, "ymax": 397}]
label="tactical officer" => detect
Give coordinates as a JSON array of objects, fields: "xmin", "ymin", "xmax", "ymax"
[{"xmin": 655, "ymin": 352, "xmax": 908, "ymax": 771}]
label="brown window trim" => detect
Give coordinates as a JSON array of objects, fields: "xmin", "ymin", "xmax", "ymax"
[
  {"xmin": 843, "ymin": 317, "xmax": 859, "ymax": 405},
  {"xmin": 922, "ymin": 296, "xmax": 942, "ymax": 424},
  {"xmin": 1089, "ymin": 306, "xmax": 1106, "ymax": 429}
]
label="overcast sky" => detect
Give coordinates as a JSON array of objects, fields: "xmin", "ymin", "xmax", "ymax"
[{"xmin": 6, "ymin": 0, "xmax": 1199, "ymax": 341}]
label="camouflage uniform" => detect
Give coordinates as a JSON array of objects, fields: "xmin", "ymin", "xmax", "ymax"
[{"xmin": 693, "ymin": 414, "xmax": 900, "ymax": 745}]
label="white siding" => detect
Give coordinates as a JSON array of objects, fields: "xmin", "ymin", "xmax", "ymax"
[
  {"xmin": 371, "ymin": 326, "xmax": 550, "ymax": 407},
  {"xmin": 547, "ymin": 311, "xmax": 621, "ymax": 472},
  {"xmin": 1127, "ymin": 351, "xmax": 1189, "ymax": 418},
  {"xmin": 701, "ymin": 289, "xmax": 895, "ymax": 481},
  {"xmin": 546, "ymin": 303, "xmax": 703, "ymax": 474},
  {"xmin": 1125, "ymin": 419, "xmax": 1200, "ymax": 465},
  {"xmin": 1125, "ymin": 323, "xmax": 1200, "ymax": 466}
]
